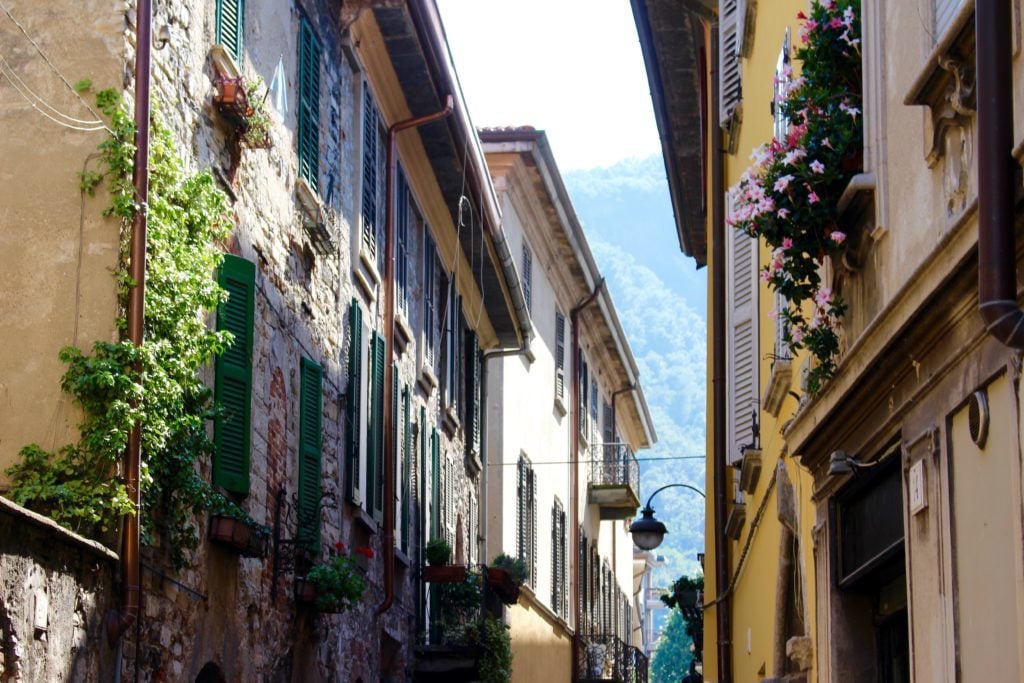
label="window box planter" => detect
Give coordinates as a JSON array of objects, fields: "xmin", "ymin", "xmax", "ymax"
[
  {"xmin": 485, "ymin": 567, "xmax": 521, "ymax": 605},
  {"xmin": 213, "ymin": 77, "xmax": 250, "ymax": 124},
  {"xmin": 423, "ymin": 564, "xmax": 468, "ymax": 583},
  {"xmin": 208, "ymin": 514, "xmax": 269, "ymax": 558}
]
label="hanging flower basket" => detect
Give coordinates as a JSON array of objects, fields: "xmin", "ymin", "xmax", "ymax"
[
  {"xmin": 209, "ymin": 514, "xmax": 251, "ymax": 552},
  {"xmin": 423, "ymin": 564, "xmax": 468, "ymax": 583}
]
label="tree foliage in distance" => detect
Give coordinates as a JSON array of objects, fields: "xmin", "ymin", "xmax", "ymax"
[{"xmin": 651, "ymin": 608, "xmax": 695, "ymax": 683}]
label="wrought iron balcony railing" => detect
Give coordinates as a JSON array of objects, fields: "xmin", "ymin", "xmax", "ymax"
[
  {"xmin": 576, "ymin": 634, "xmax": 649, "ymax": 683},
  {"xmin": 587, "ymin": 443, "xmax": 641, "ymax": 519}
]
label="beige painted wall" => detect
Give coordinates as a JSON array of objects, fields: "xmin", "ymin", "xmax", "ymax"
[
  {"xmin": 0, "ymin": 0, "xmax": 125, "ymax": 483},
  {"xmin": 509, "ymin": 599, "xmax": 573, "ymax": 683}
]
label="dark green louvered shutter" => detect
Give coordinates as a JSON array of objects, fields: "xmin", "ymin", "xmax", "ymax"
[
  {"xmin": 401, "ymin": 385, "xmax": 410, "ymax": 553},
  {"xmin": 464, "ymin": 331, "xmax": 481, "ymax": 459},
  {"xmin": 297, "ymin": 19, "xmax": 321, "ymax": 193},
  {"xmin": 555, "ymin": 311, "xmax": 566, "ymax": 400},
  {"xmin": 516, "ymin": 457, "xmax": 525, "ymax": 564},
  {"xmin": 361, "ymin": 88, "xmax": 379, "ymax": 258},
  {"xmin": 391, "ymin": 364, "xmax": 398, "ymax": 536},
  {"xmin": 430, "ymin": 428, "xmax": 440, "ymax": 540},
  {"xmin": 215, "ymin": 0, "xmax": 244, "ymax": 64},
  {"xmin": 368, "ymin": 331, "xmax": 386, "ymax": 518},
  {"xmin": 298, "ymin": 358, "xmax": 323, "ymax": 551},
  {"xmin": 345, "ymin": 300, "xmax": 363, "ymax": 503},
  {"xmin": 214, "ymin": 254, "xmax": 255, "ymax": 495}
]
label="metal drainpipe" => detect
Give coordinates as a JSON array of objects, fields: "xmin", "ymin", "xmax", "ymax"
[
  {"xmin": 106, "ymin": 0, "xmax": 151, "ymax": 648},
  {"xmin": 976, "ymin": 0, "xmax": 1024, "ymax": 348},
  {"xmin": 379, "ymin": 95, "xmax": 454, "ymax": 615},
  {"xmin": 711, "ymin": 20, "xmax": 733, "ymax": 682},
  {"xmin": 570, "ymin": 279, "xmax": 604, "ymax": 680},
  {"xmin": 609, "ymin": 383, "xmax": 636, "ymax": 439}
]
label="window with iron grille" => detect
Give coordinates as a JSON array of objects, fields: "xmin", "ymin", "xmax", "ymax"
[{"xmin": 516, "ymin": 454, "xmax": 537, "ymax": 587}]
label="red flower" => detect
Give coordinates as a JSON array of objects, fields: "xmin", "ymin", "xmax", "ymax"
[
  {"xmin": 356, "ymin": 545, "xmax": 375, "ymax": 559},
  {"xmin": 797, "ymin": 10, "xmax": 807, "ymax": 19},
  {"xmin": 333, "ymin": 541, "xmax": 346, "ymax": 552}
]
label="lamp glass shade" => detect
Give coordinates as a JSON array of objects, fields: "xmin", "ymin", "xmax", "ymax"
[{"xmin": 629, "ymin": 508, "xmax": 668, "ymax": 551}]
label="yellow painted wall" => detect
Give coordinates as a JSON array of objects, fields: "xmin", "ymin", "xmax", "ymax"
[
  {"xmin": 508, "ymin": 595, "xmax": 573, "ymax": 683},
  {"xmin": 705, "ymin": 2, "xmax": 818, "ymax": 681},
  {"xmin": 0, "ymin": 1, "xmax": 124, "ymax": 484}
]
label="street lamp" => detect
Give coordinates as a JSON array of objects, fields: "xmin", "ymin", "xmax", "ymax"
[{"xmin": 629, "ymin": 483, "xmax": 706, "ymax": 551}]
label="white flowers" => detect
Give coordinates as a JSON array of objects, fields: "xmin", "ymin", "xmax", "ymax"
[
  {"xmin": 810, "ymin": 160, "xmax": 825, "ymax": 174},
  {"xmin": 774, "ymin": 174, "xmax": 796, "ymax": 192}
]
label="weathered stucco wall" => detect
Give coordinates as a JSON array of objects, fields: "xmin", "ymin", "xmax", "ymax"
[
  {"xmin": 0, "ymin": 0, "xmax": 125, "ymax": 483},
  {"xmin": 0, "ymin": 497, "xmax": 118, "ymax": 682}
]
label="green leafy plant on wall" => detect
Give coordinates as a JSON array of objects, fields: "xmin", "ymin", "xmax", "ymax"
[
  {"xmin": 5, "ymin": 87, "xmax": 249, "ymax": 568},
  {"xmin": 728, "ymin": 0, "xmax": 862, "ymax": 394},
  {"xmin": 305, "ymin": 542, "xmax": 367, "ymax": 612}
]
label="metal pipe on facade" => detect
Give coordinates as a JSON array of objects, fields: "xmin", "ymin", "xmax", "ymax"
[
  {"xmin": 106, "ymin": 0, "xmax": 151, "ymax": 648},
  {"xmin": 610, "ymin": 383, "xmax": 636, "ymax": 437},
  {"xmin": 379, "ymin": 95, "xmax": 454, "ymax": 615},
  {"xmin": 710, "ymin": 20, "xmax": 733, "ymax": 682},
  {"xmin": 570, "ymin": 278, "xmax": 604, "ymax": 680},
  {"xmin": 976, "ymin": 0, "xmax": 1024, "ymax": 348}
]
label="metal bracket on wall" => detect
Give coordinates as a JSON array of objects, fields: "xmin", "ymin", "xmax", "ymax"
[{"xmin": 270, "ymin": 487, "xmax": 335, "ymax": 601}]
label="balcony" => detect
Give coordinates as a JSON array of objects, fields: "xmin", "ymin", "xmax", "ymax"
[
  {"xmin": 588, "ymin": 444, "xmax": 641, "ymax": 520},
  {"xmin": 576, "ymin": 634, "xmax": 650, "ymax": 683},
  {"xmin": 413, "ymin": 566, "xmax": 507, "ymax": 682}
]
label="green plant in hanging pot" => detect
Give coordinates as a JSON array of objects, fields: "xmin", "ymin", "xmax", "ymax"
[
  {"xmin": 240, "ymin": 77, "xmax": 272, "ymax": 148},
  {"xmin": 728, "ymin": 0, "xmax": 862, "ymax": 395},
  {"xmin": 301, "ymin": 542, "xmax": 366, "ymax": 613},
  {"xmin": 425, "ymin": 537, "xmax": 453, "ymax": 566}
]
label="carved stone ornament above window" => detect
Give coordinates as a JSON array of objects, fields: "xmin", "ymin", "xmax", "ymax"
[{"xmin": 904, "ymin": 6, "xmax": 976, "ymax": 167}]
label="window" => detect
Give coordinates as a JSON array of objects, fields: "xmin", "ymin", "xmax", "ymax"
[
  {"xmin": 551, "ymin": 498, "xmax": 568, "ymax": 617},
  {"xmin": 214, "ymin": 254, "xmax": 255, "ymax": 495},
  {"xmin": 423, "ymin": 231, "xmax": 438, "ymax": 368},
  {"xmin": 443, "ymin": 285, "xmax": 462, "ymax": 412},
  {"xmin": 555, "ymin": 311, "xmax": 566, "ymax": 400},
  {"xmin": 399, "ymin": 382, "xmax": 411, "ymax": 553},
  {"xmin": 297, "ymin": 357, "xmax": 323, "ymax": 551},
  {"xmin": 297, "ymin": 18, "xmax": 321, "ymax": 193},
  {"xmin": 579, "ymin": 529, "xmax": 589, "ymax": 630},
  {"xmin": 215, "ymin": 0, "xmax": 244, "ymax": 64},
  {"xmin": 719, "ymin": 0, "xmax": 743, "ymax": 133},
  {"xmin": 345, "ymin": 300, "xmax": 364, "ymax": 503},
  {"xmin": 726, "ymin": 194, "xmax": 759, "ymax": 465},
  {"xmin": 578, "ymin": 351, "xmax": 590, "ymax": 436},
  {"xmin": 522, "ymin": 243, "xmax": 533, "ymax": 312},
  {"xmin": 771, "ymin": 32, "xmax": 793, "ymax": 362},
  {"xmin": 361, "ymin": 87, "xmax": 386, "ymax": 272},
  {"xmin": 397, "ymin": 169, "xmax": 410, "ymax": 318},
  {"xmin": 464, "ymin": 331, "xmax": 481, "ymax": 460},
  {"xmin": 430, "ymin": 427, "xmax": 441, "ymax": 540},
  {"xmin": 367, "ymin": 331, "xmax": 386, "ymax": 518},
  {"xmin": 516, "ymin": 454, "xmax": 537, "ymax": 586}
]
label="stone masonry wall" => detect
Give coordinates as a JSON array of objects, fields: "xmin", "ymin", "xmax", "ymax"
[{"xmin": 0, "ymin": 498, "xmax": 118, "ymax": 683}]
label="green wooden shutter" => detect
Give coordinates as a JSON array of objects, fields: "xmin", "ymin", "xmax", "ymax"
[
  {"xmin": 215, "ymin": 0, "xmax": 244, "ymax": 64},
  {"xmin": 214, "ymin": 254, "xmax": 255, "ymax": 495},
  {"xmin": 430, "ymin": 427, "xmax": 440, "ymax": 540},
  {"xmin": 401, "ymin": 385, "xmax": 410, "ymax": 553},
  {"xmin": 298, "ymin": 19, "xmax": 321, "ymax": 193},
  {"xmin": 555, "ymin": 312, "xmax": 565, "ymax": 400},
  {"xmin": 464, "ymin": 331, "xmax": 481, "ymax": 459},
  {"xmin": 298, "ymin": 357, "xmax": 323, "ymax": 551},
  {"xmin": 368, "ymin": 331, "xmax": 386, "ymax": 518},
  {"xmin": 345, "ymin": 300, "xmax": 363, "ymax": 503}
]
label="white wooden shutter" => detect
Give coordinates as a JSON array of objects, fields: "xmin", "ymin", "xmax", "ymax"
[
  {"xmin": 737, "ymin": 0, "xmax": 757, "ymax": 58},
  {"xmin": 719, "ymin": 0, "xmax": 743, "ymax": 125},
  {"xmin": 726, "ymin": 193, "xmax": 759, "ymax": 466}
]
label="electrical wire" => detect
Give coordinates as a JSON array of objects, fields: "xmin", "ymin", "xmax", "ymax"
[
  {"xmin": 0, "ymin": 53, "xmax": 104, "ymax": 126},
  {"xmin": 0, "ymin": 64, "xmax": 107, "ymax": 131},
  {"xmin": 0, "ymin": 1, "xmax": 110, "ymax": 129}
]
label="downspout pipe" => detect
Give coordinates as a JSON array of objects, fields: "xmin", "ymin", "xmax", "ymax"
[
  {"xmin": 710, "ymin": 20, "xmax": 733, "ymax": 681},
  {"xmin": 106, "ymin": 0, "xmax": 151, "ymax": 647},
  {"xmin": 977, "ymin": 0, "xmax": 1024, "ymax": 348},
  {"xmin": 379, "ymin": 94, "xmax": 454, "ymax": 615},
  {"xmin": 570, "ymin": 278, "xmax": 605, "ymax": 680},
  {"xmin": 610, "ymin": 383, "xmax": 636, "ymax": 438}
]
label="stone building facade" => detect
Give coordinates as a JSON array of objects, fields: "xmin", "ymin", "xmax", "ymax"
[{"xmin": 1, "ymin": 0, "xmax": 528, "ymax": 681}]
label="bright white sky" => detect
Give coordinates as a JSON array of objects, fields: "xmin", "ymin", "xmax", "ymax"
[{"xmin": 436, "ymin": 0, "xmax": 661, "ymax": 171}]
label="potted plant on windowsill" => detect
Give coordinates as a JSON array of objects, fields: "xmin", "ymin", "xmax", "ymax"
[
  {"xmin": 486, "ymin": 553, "xmax": 527, "ymax": 605},
  {"xmin": 212, "ymin": 77, "xmax": 273, "ymax": 149},
  {"xmin": 207, "ymin": 498, "xmax": 270, "ymax": 558},
  {"xmin": 423, "ymin": 538, "xmax": 467, "ymax": 583},
  {"xmin": 296, "ymin": 542, "xmax": 366, "ymax": 613}
]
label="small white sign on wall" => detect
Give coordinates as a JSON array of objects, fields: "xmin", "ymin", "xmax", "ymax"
[{"xmin": 909, "ymin": 459, "xmax": 927, "ymax": 515}]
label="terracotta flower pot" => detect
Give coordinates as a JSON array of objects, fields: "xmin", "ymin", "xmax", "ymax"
[
  {"xmin": 209, "ymin": 515, "xmax": 251, "ymax": 553},
  {"xmin": 212, "ymin": 77, "xmax": 250, "ymax": 124},
  {"xmin": 423, "ymin": 564, "xmax": 468, "ymax": 583}
]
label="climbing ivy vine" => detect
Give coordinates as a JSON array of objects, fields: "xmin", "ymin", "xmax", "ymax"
[{"xmin": 6, "ymin": 88, "xmax": 250, "ymax": 568}]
